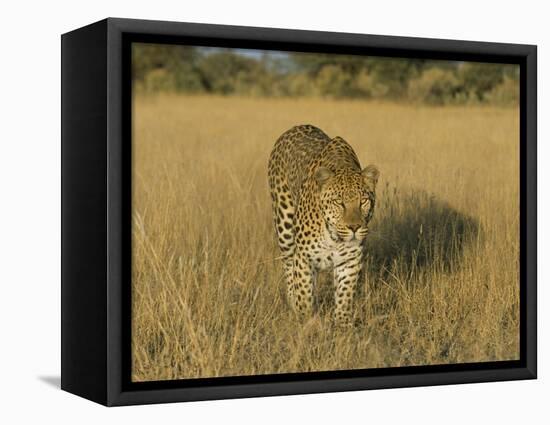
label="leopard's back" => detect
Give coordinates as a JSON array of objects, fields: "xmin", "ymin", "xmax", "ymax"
[{"xmin": 268, "ymin": 124, "xmax": 330, "ymax": 203}]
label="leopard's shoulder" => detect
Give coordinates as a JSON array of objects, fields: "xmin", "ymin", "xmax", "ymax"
[{"xmin": 268, "ymin": 124, "xmax": 331, "ymax": 200}]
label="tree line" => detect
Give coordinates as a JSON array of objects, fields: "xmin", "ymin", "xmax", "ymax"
[{"xmin": 133, "ymin": 44, "xmax": 519, "ymax": 106}]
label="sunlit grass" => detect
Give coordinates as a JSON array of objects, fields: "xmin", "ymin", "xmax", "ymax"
[{"xmin": 131, "ymin": 94, "xmax": 519, "ymax": 381}]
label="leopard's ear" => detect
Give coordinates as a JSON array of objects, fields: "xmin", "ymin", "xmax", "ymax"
[
  {"xmin": 314, "ymin": 166, "xmax": 334, "ymax": 187},
  {"xmin": 362, "ymin": 164, "xmax": 379, "ymax": 190}
]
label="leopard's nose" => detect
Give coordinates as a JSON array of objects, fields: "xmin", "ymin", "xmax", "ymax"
[{"xmin": 347, "ymin": 224, "xmax": 361, "ymax": 232}]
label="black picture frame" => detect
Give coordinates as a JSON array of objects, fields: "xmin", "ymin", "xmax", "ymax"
[{"xmin": 61, "ymin": 17, "xmax": 537, "ymax": 406}]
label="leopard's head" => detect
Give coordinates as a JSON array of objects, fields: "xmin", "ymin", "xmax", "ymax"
[{"xmin": 315, "ymin": 165, "xmax": 379, "ymax": 243}]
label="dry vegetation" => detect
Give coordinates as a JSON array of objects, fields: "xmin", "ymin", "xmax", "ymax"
[{"xmin": 131, "ymin": 94, "xmax": 519, "ymax": 382}]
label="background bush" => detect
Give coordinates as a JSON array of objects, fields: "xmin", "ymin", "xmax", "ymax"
[
  {"xmin": 407, "ymin": 68, "xmax": 461, "ymax": 105},
  {"xmin": 484, "ymin": 76, "xmax": 520, "ymax": 106},
  {"xmin": 132, "ymin": 43, "xmax": 519, "ymax": 106}
]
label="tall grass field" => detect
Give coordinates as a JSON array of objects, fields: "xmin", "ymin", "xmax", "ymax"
[{"xmin": 131, "ymin": 94, "xmax": 519, "ymax": 382}]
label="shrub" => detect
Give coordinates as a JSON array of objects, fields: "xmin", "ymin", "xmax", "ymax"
[
  {"xmin": 315, "ymin": 65, "xmax": 354, "ymax": 97},
  {"xmin": 354, "ymin": 70, "xmax": 389, "ymax": 99},
  {"xmin": 458, "ymin": 62, "xmax": 504, "ymax": 101},
  {"xmin": 484, "ymin": 76, "xmax": 519, "ymax": 106},
  {"xmin": 143, "ymin": 68, "xmax": 177, "ymax": 93},
  {"xmin": 279, "ymin": 73, "xmax": 319, "ymax": 97},
  {"xmin": 407, "ymin": 68, "xmax": 461, "ymax": 105}
]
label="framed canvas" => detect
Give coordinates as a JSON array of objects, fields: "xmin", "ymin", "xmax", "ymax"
[{"xmin": 61, "ymin": 18, "xmax": 537, "ymax": 406}]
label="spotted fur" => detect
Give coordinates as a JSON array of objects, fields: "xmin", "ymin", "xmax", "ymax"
[{"xmin": 268, "ymin": 124, "xmax": 379, "ymax": 325}]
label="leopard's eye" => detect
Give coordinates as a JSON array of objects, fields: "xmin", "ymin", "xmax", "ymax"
[{"xmin": 332, "ymin": 199, "xmax": 343, "ymax": 207}]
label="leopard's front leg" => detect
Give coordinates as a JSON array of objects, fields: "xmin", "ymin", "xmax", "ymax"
[
  {"xmin": 333, "ymin": 250, "xmax": 363, "ymax": 326},
  {"xmin": 289, "ymin": 251, "xmax": 315, "ymax": 318}
]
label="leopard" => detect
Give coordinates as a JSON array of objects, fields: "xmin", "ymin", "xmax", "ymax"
[{"xmin": 268, "ymin": 124, "xmax": 379, "ymax": 326}]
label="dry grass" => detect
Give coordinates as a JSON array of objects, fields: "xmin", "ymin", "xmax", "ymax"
[{"xmin": 131, "ymin": 94, "xmax": 519, "ymax": 381}]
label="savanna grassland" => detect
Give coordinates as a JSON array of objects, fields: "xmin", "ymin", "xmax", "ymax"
[{"xmin": 131, "ymin": 94, "xmax": 519, "ymax": 382}]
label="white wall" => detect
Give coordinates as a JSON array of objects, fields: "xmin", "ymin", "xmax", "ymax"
[{"xmin": 0, "ymin": 0, "xmax": 545, "ymax": 422}]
